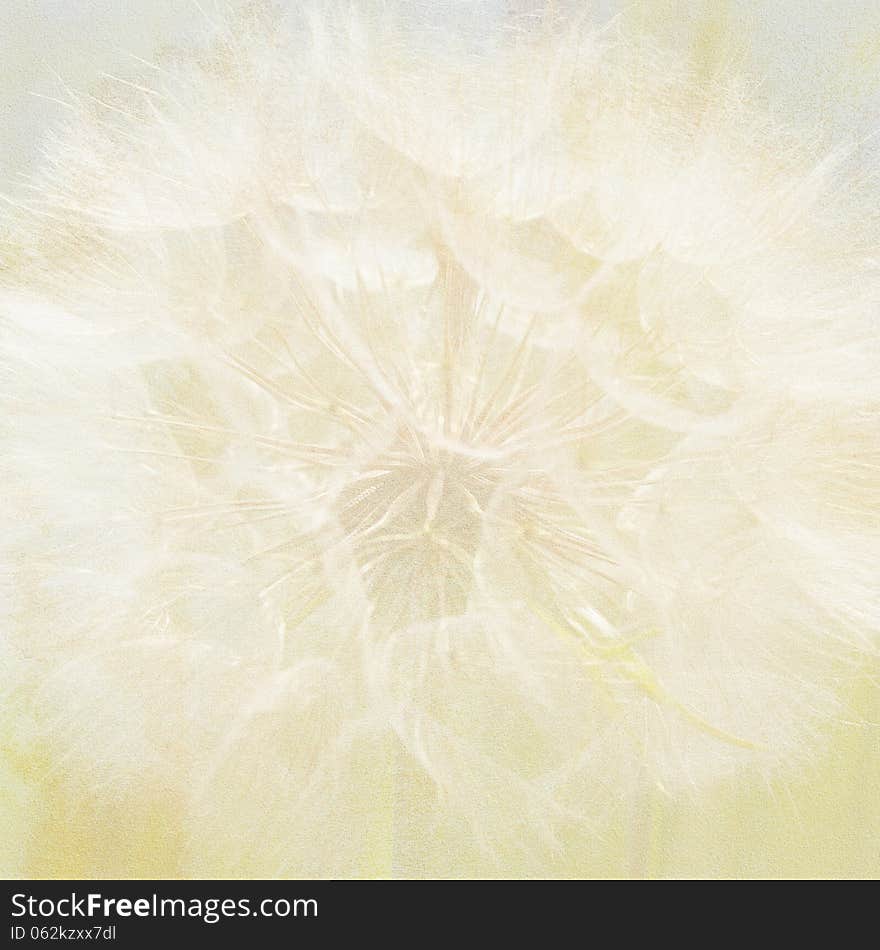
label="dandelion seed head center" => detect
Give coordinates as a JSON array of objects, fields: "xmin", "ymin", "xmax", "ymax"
[{"xmin": 334, "ymin": 438, "xmax": 508, "ymax": 623}]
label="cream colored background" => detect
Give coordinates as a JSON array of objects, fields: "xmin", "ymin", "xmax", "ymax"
[{"xmin": 1, "ymin": 1, "xmax": 878, "ymax": 879}]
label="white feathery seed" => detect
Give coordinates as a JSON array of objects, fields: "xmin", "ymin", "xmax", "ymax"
[{"xmin": 1, "ymin": 2, "xmax": 878, "ymax": 876}]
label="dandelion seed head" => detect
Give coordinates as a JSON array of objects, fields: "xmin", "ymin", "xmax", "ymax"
[{"xmin": 2, "ymin": 2, "xmax": 879, "ymax": 875}]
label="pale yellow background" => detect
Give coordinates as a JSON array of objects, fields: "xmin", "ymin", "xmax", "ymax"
[{"xmin": 1, "ymin": 1, "xmax": 878, "ymax": 879}]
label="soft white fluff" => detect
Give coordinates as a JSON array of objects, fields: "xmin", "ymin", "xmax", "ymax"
[{"xmin": 2, "ymin": 2, "xmax": 878, "ymax": 876}]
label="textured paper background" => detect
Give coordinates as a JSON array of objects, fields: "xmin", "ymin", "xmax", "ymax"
[{"xmin": 2, "ymin": 1, "xmax": 878, "ymax": 879}]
